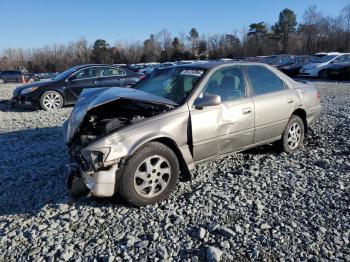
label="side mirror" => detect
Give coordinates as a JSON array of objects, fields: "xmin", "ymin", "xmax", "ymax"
[
  {"xmin": 194, "ymin": 94, "xmax": 221, "ymax": 109},
  {"xmin": 66, "ymin": 75, "xmax": 76, "ymax": 82}
]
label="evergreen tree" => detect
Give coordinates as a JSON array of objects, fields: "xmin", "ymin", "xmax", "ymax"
[
  {"xmin": 247, "ymin": 22, "xmax": 267, "ymax": 55},
  {"xmin": 274, "ymin": 9, "xmax": 297, "ymax": 53},
  {"xmin": 189, "ymin": 28, "xmax": 199, "ymax": 56},
  {"xmin": 91, "ymin": 39, "xmax": 110, "ymax": 63}
]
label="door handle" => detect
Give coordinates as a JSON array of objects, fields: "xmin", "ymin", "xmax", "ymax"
[
  {"xmin": 287, "ymin": 98, "xmax": 294, "ymax": 103},
  {"xmin": 93, "ymin": 81, "xmax": 98, "ymax": 84},
  {"xmin": 242, "ymin": 107, "xmax": 252, "ymax": 114}
]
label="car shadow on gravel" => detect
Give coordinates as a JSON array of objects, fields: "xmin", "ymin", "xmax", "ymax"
[
  {"xmin": 0, "ymin": 126, "xmax": 128, "ymax": 217},
  {"xmin": 0, "ymin": 100, "xmax": 37, "ymax": 112}
]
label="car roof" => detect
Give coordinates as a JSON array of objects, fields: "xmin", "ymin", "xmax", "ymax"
[
  {"xmin": 74, "ymin": 64, "xmax": 121, "ymax": 69},
  {"xmin": 173, "ymin": 61, "xmax": 270, "ymax": 70}
]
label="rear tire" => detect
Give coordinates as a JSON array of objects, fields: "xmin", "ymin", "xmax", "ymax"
[
  {"xmin": 279, "ymin": 115, "xmax": 305, "ymax": 153},
  {"xmin": 0, "ymin": 78, "xmax": 5, "ymax": 84},
  {"xmin": 119, "ymin": 142, "xmax": 179, "ymax": 206}
]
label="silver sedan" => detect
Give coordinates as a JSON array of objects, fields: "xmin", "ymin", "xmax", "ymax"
[{"xmin": 63, "ymin": 62, "xmax": 321, "ymax": 206}]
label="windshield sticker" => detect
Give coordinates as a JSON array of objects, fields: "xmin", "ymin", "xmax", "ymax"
[{"xmin": 180, "ymin": 70, "xmax": 204, "ymax": 77}]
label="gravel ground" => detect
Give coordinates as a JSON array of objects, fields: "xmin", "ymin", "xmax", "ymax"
[{"xmin": 0, "ymin": 81, "xmax": 349, "ymax": 261}]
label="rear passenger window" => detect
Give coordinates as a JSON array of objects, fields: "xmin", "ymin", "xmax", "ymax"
[
  {"xmin": 101, "ymin": 67, "xmax": 126, "ymax": 77},
  {"xmin": 246, "ymin": 66, "xmax": 284, "ymax": 96}
]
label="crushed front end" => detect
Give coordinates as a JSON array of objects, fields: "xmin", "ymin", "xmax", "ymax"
[{"xmin": 63, "ymin": 87, "xmax": 176, "ymax": 198}]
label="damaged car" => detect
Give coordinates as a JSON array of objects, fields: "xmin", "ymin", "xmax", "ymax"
[{"xmin": 63, "ymin": 62, "xmax": 321, "ymax": 206}]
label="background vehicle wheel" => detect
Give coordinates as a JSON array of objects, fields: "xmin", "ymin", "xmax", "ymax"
[
  {"xmin": 318, "ymin": 70, "xmax": 328, "ymax": 79},
  {"xmin": 40, "ymin": 91, "xmax": 63, "ymax": 110},
  {"xmin": 28, "ymin": 77, "xmax": 36, "ymax": 83},
  {"xmin": 119, "ymin": 142, "xmax": 179, "ymax": 206},
  {"xmin": 0, "ymin": 78, "xmax": 5, "ymax": 84},
  {"xmin": 279, "ymin": 115, "xmax": 305, "ymax": 153}
]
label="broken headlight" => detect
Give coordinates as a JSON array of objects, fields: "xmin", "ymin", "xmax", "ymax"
[{"xmin": 81, "ymin": 147, "xmax": 111, "ymax": 170}]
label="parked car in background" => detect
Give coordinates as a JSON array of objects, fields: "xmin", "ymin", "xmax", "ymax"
[
  {"xmin": 64, "ymin": 62, "xmax": 321, "ymax": 206},
  {"xmin": 158, "ymin": 62, "xmax": 177, "ymax": 69},
  {"xmin": 325, "ymin": 62, "xmax": 350, "ymax": 80},
  {"xmin": 277, "ymin": 56, "xmax": 317, "ymax": 77},
  {"xmin": 0, "ymin": 70, "xmax": 39, "ymax": 84},
  {"xmin": 314, "ymin": 52, "xmax": 340, "ymax": 58},
  {"xmin": 300, "ymin": 53, "xmax": 350, "ymax": 78},
  {"xmin": 269, "ymin": 54, "xmax": 295, "ymax": 67},
  {"xmin": 11, "ymin": 64, "xmax": 145, "ymax": 110}
]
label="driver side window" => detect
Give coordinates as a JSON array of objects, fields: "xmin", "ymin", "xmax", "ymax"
[
  {"xmin": 74, "ymin": 67, "xmax": 97, "ymax": 80},
  {"xmin": 202, "ymin": 66, "xmax": 246, "ymax": 102}
]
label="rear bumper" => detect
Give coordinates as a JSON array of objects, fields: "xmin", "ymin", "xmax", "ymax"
[{"xmin": 306, "ymin": 105, "xmax": 321, "ymax": 124}]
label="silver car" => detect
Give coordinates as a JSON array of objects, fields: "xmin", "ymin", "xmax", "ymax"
[{"xmin": 63, "ymin": 62, "xmax": 321, "ymax": 206}]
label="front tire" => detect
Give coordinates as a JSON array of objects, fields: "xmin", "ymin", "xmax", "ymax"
[
  {"xmin": 279, "ymin": 115, "xmax": 305, "ymax": 153},
  {"xmin": 40, "ymin": 91, "xmax": 63, "ymax": 110},
  {"xmin": 318, "ymin": 70, "xmax": 328, "ymax": 79},
  {"xmin": 119, "ymin": 142, "xmax": 179, "ymax": 206}
]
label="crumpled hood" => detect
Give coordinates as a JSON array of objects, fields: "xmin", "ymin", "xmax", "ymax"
[{"xmin": 64, "ymin": 87, "xmax": 177, "ymax": 143}]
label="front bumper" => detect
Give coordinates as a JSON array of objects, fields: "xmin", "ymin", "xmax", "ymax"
[
  {"xmin": 299, "ymin": 68, "xmax": 319, "ymax": 77},
  {"xmin": 11, "ymin": 93, "xmax": 39, "ymax": 108},
  {"xmin": 65, "ymin": 161, "xmax": 119, "ymax": 198}
]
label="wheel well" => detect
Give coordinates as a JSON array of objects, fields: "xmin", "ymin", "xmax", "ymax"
[
  {"xmin": 40, "ymin": 90, "xmax": 64, "ymax": 101},
  {"xmin": 151, "ymin": 137, "xmax": 191, "ymax": 180},
  {"xmin": 292, "ymin": 108, "xmax": 307, "ymax": 133}
]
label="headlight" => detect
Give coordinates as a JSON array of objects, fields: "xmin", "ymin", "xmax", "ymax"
[
  {"xmin": 81, "ymin": 147, "xmax": 111, "ymax": 170},
  {"xmin": 21, "ymin": 87, "xmax": 39, "ymax": 95}
]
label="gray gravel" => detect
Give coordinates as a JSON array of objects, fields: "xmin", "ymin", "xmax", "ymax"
[{"xmin": 0, "ymin": 81, "xmax": 349, "ymax": 261}]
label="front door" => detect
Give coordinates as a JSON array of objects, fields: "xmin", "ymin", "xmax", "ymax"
[
  {"xmin": 190, "ymin": 66, "xmax": 255, "ymax": 162},
  {"xmin": 66, "ymin": 67, "xmax": 99, "ymax": 99}
]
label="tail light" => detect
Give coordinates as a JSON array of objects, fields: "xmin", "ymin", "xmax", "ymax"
[
  {"xmin": 139, "ymin": 74, "xmax": 146, "ymax": 80},
  {"xmin": 316, "ymin": 91, "xmax": 320, "ymax": 99}
]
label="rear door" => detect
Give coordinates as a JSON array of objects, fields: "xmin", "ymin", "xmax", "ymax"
[
  {"xmin": 245, "ymin": 65, "xmax": 299, "ymax": 143},
  {"xmin": 66, "ymin": 67, "xmax": 99, "ymax": 98},
  {"xmin": 98, "ymin": 66, "xmax": 126, "ymax": 87},
  {"xmin": 190, "ymin": 66, "xmax": 255, "ymax": 162}
]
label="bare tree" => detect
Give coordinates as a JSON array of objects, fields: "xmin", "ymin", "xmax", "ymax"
[{"xmin": 341, "ymin": 4, "xmax": 350, "ymax": 50}]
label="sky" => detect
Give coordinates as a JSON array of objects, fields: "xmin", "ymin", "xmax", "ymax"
[{"xmin": 0, "ymin": 0, "xmax": 348, "ymax": 50}]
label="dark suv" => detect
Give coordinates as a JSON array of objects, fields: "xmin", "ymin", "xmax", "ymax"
[{"xmin": 0, "ymin": 70, "xmax": 39, "ymax": 84}]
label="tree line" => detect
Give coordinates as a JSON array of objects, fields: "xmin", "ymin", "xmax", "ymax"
[{"xmin": 1, "ymin": 4, "xmax": 349, "ymax": 73}]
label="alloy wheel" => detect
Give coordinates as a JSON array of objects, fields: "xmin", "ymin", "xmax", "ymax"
[
  {"xmin": 42, "ymin": 92, "xmax": 62, "ymax": 110},
  {"xmin": 287, "ymin": 122, "xmax": 301, "ymax": 150},
  {"xmin": 133, "ymin": 155, "xmax": 172, "ymax": 198}
]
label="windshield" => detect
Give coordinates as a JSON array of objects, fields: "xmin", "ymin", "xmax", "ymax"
[
  {"xmin": 316, "ymin": 55, "xmax": 337, "ymax": 63},
  {"xmin": 53, "ymin": 66, "xmax": 80, "ymax": 80},
  {"xmin": 133, "ymin": 67, "xmax": 206, "ymax": 104}
]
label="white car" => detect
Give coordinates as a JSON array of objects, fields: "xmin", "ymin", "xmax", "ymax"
[{"xmin": 300, "ymin": 53, "xmax": 350, "ymax": 77}]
